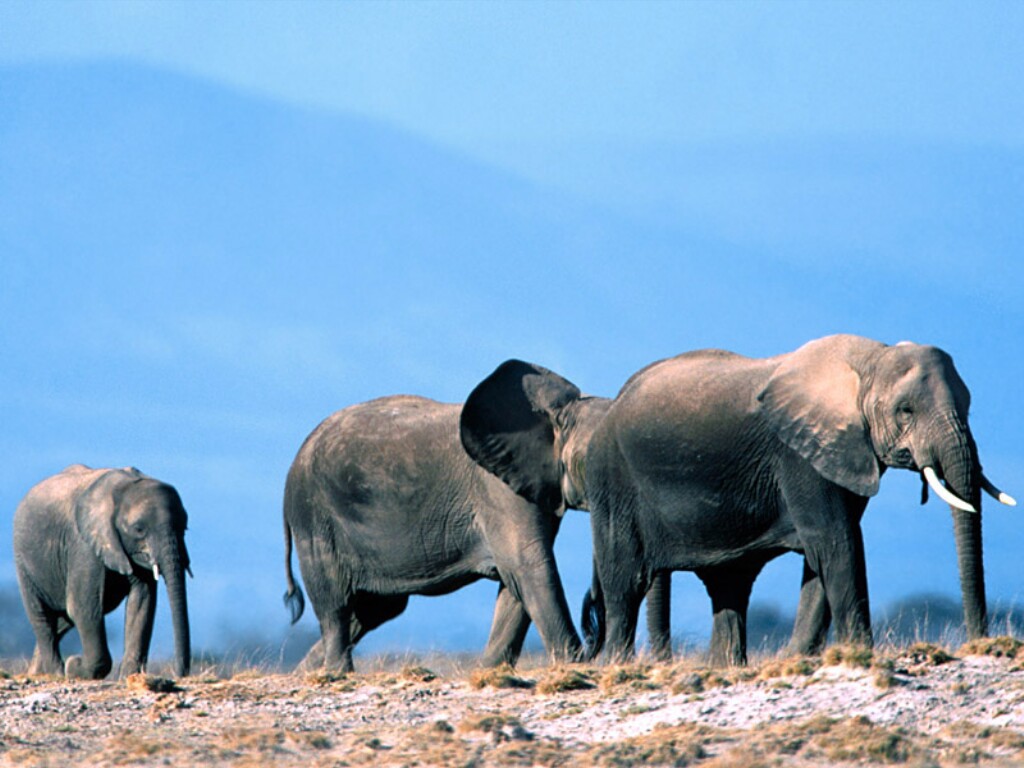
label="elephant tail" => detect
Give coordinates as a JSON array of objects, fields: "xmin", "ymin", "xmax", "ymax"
[
  {"xmin": 580, "ymin": 560, "xmax": 606, "ymax": 660},
  {"xmin": 283, "ymin": 520, "xmax": 305, "ymax": 624}
]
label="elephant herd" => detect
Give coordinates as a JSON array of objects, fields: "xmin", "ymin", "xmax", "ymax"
[{"xmin": 10, "ymin": 334, "xmax": 1016, "ymax": 679}]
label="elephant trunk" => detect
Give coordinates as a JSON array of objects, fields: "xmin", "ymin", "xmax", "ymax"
[
  {"xmin": 935, "ymin": 416, "xmax": 987, "ymax": 640},
  {"xmin": 158, "ymin": 539, "xmax": 191, "ymax": 677}
]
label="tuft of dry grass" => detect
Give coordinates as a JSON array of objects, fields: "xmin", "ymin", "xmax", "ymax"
[
  {"xmin": 124, "ymin": 673, "xmax": 180, "ymax": 693},
  {"xmin": 756, "ymin": 655, "xmax": 820, "ymax": 680},
  {"xmin": 599, "ymin": 663, "xmax": 659, "ymax": 692},
  {"xmin": 900, "ymin": 641, "xmax": 956, "ymax": 667},
  {"xmin": 469, "ymin": 664, "xmax": 536, "ymax": 690},
  {"xmin": 821, "ymin": 643, "xmax": 874, "ymax": 669},
  {"xmin": 302, "ymin": 669, "xmax": 353, "ymax": 688},
  {"xmin": 958, "ymin": 635, "xmax": 1024, "ymax": 659},
  {"xmin": 399, "ymin": 664, "xmax": 437, "ymax": 683},
  {"xmin": 743, "ymin": 715, "xmax": 926, "ymax": 765},
  {"xmin": 811, "ymin": 716, "xmax": 921, "ymax": 763},
  {"xmin": 535, "ymin": 666, "xmax": 597, "ymax": 694}
]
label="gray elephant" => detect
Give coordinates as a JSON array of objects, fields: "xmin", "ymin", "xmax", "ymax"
[
  {"xmin": 578, "ymin": 334, "xmax": 1013, "ymax": 664},
  {"xmin": 282, "ymin": 367, "xmax": 604, "ymax": 673},
  {"xmin": 13, "ymin": 465, "xmax": 192, "ymax": 679}
]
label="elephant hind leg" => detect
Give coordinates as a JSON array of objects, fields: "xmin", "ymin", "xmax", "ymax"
[
  {"xmin": 20, "ymin": 589, "xmax": 64, "ymax": 676},
  {"xmin": 697, "ymin": 560, "xmax": 766, "ymax": 667},
  {"xmin": 319, "ymin": 605, "xmax": 355, "ymax": 674},
  {"xmin": 481, "ymin": 583, "xmax": 531, "ymax": 668}
]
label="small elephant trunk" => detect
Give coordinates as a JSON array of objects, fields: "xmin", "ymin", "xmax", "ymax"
[
  {"xmin": 937, "ymin": 421, "xmax": 987, "ymax": 640},
  {"xmin": 158, "ymin": 542, "xmax": 191, "ymax": 677}
]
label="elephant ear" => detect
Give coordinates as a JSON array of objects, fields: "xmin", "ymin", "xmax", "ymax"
[
  {"xmin": 461, "ymin": 359, "xmax": 582, "ymax": 510},
  {"xmin": 757, "ymin": 335, "xmax": 881, "ymax": 498},
  {"xmin": 74, "ymin": 470, "xmax": 134, "ymax": 576}
]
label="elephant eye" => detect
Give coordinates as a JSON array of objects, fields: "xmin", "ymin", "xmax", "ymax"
[{"xmin": 895, "ymin": 403, "xmax": 914, "ymax": 426}]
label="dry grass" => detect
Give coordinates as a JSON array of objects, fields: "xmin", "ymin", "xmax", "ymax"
[
  {"xmin": 756, "ymin": 655, "xmax": 821, "ymax": 680},
  {"xmin": 5, "ymin": 639, "xmax": 1024, "ymax": 766},
  {"xmin": 535, "ymin": 666, "xmax": 597, "ymax": 694},
  {"xmin": 469, "ymin": 663, "xmax": 536, "ymax": 690},
  {"xmin": 821, "ymin": 643, "xmax": 875, "ymax": 669},
  {"xmin": 124, "ymin": 672, "xmax": 181, "ymax": 693},
  {"xmin": 959, "ymin": 635, "xmax": 1024, "ymax": 659}
]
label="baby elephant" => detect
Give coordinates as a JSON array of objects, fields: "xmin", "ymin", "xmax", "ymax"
[{"xmin": 13, "ymin": 465, "xmax": 192, "ymax": 679}]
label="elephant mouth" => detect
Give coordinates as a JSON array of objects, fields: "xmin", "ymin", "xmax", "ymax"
[{"xmin": 888, "ymin": 447, "xmax": 916, "ymax": 469}]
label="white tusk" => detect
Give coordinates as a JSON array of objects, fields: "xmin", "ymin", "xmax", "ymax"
[
  {"xmin": 982, "ymin": 475, "xmax": 1017, "ymax": 507},
  {"xmin": 923, "ymin": 466, "xmax": 977, "ymax": 513},
  {"xmin": 152, "ymin": 563, "xmax": 160, "ymax": 581}
]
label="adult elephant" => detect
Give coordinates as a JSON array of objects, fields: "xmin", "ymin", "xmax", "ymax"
[
  {"xmin": 13, "ymin": 465, "xmax": 192, "ymax": 679},
  {"xmin": 581, "ymin": 335, "xmax": 1013, "ymax": 664},
  {"xmin": 282, "ymin": 365, "xmax": 609, "ymax": 673}
]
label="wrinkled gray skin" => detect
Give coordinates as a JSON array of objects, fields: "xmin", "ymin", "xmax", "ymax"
[
  {"xmin": 283, "ymin": 372, "xmax": 595, "ymax": 673},
  {"xmin": 13, "ymin": 465, "xmax": 192, "ymax": 679},
  {"xmin": 584, "ymin": 335, "xmax": 994, "ymax": 665}
]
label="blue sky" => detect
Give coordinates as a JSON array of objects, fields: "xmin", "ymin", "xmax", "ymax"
[{"xmin": 1, "ymin": 1, "xmax": 1022, "ymax": 662}]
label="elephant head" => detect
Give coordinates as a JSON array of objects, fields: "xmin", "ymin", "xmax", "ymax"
[
  {"xmin": 758, "ymin": 334, "xmax": 1014, "ymax": 638},
  {"xmin": 75, "ymin": 468, "xmax": 192, "ymax": 676},
  {"xmin": 460, "ymin": 360, "xmax": 611, "ymax": 513}
]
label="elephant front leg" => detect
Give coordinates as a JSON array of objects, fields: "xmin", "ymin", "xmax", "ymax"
[
  {"xmin": 480, "ymin": 583, "xmax": 532, "ymax": 668},
  {"xmin": 121, "ymin": 578, "xmax": 157, "ymax": 677},
  {"xmin": 801, "ymin": 527, "xmax": 872, "ymax": 649},
  {"xmin": 501, "ymin": 549, "xmax": 583, "ymax": 664},
  {"xmin": 65, "ymin": 605, "xmax": 113, "ymax": 680},
  {"xmin": 785, "ymin": 559, "xmax": 832, "ymax": 656}
]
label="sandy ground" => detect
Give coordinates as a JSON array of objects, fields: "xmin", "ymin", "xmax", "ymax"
[{"xmin": 3, "ymin": 641, "xmax": 1024, "ymax": 766}]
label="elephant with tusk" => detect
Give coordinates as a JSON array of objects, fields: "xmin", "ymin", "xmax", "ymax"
[
  {"xmin": 13, "ymin": 465, "xmax": 192, "ymax": 679},
  {"xmin": 580, "ymin": 334, "xmax": 1014, "ymax": 664}
]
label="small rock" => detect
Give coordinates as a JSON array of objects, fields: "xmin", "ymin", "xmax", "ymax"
[{"xmin": 21, "ymin": 692, "xmax": 57, "ymax": 713}]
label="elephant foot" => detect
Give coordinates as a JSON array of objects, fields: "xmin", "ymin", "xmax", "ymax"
[
  {"xmin": 119, "ymin": 658, "xmax": 145, "ymax": 678},
  {"xmin": 295, "ymin": 639, "xmax": 325, "ymax": 674},
  {"xmin": 28, "ymin": 649, "xmax": 64, "ymax": 677},
  {"xmin": 65, "ymin": 654, "xmax": 112, "ymax": 680}
]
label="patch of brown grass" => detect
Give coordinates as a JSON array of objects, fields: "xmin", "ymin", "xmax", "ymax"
[
  {"xmin": 399, "ymin": 664, "xmax": 437, "ymax": 683},
  {"xmin": 586, "ymin": 722, "xmax": 731, "ymax": 767},
  {"xmin": 805, "ymin": 716, "xmax": 920, "ymax": 763},
  {"xmin": 599, "ymin": 664, "xmax": 660, "ymax": 692},
  {"xmin": 958, "ymin": 635, "xmax": 1024, "ymax": 659},
  {"xmin": 667, "ymin": 667, "xmax": 735, "ymax": 695},
  {"xmin": 821, "ymin": 644, "xmax": 874, "ymax": 669},
  {"xmin": 942, "ymin": 720, "xmax": 1024, "ymax": 755},
  {"xmin": 457, "ymin": 712, "xmax": 535, "ymax": 745},
  {"xmin": 469, "ymin": 664, "xmax": 535, "ymax": 690},
  {"xmin": 100, "ymin": 730, "xmax": 187, "ymax": 764},
  {"xmin": 900, "ymin": 641, "xmax": 955, "ymax": 667},
  {"xmin": 535, "ymin": 666, "xmax": 597, "ymax": 694},
  {"xmin": 756, "ymin": 656, "xmax": 820, "ymax": 680},
  {"xmin": 124, "ymin": 673, "xmax": 180, "ymax": 694},
  {"xmin": 741, "ymin": 715, "xmax": 929, "ymax": 764}
]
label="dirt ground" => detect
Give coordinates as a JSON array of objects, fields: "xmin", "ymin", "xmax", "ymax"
[{"xmin": 3, "ymin": 638, "xmax": 1024, "ymax": 766}]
